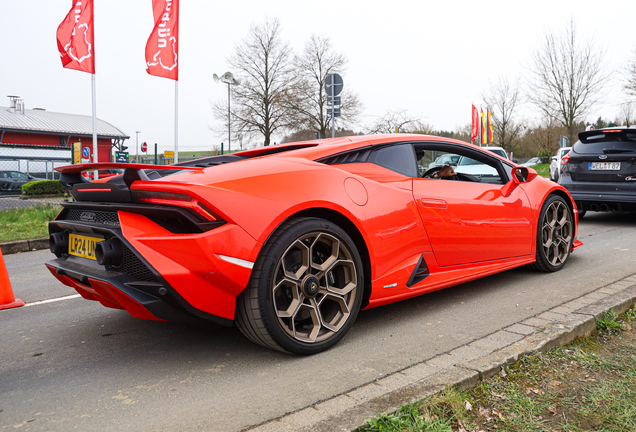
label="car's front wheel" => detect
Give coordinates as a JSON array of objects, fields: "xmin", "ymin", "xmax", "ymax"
[
  {"xmin": 235, "ymin": 217, "xmax": 364, "ymax": 355},
  {"xmin": 529, "ymin": 195, "xmax": 573, "ymax": 272}
]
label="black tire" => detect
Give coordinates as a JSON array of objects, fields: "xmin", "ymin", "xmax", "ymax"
[
  {"xmin": 235, "ymin": 217, "xmax": 364, "ymax": 355},
  {"xmin": 528, "ymin": 195, "xmax": 573, "ymax": 272}
]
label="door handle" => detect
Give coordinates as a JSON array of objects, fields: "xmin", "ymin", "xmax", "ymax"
[{"xmin": 420, "ymin": 198, "xmax": 447, "ymax": 209}]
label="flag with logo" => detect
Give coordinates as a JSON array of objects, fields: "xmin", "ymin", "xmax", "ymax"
[
  {"xmin": 487, "ymin": 110, "xmax": 494, "ymax": 144},
  {"xmin": 481, "ymin": 109, "xmax": 487, "ymax": 145},
  {"xmin": 145, "ymin": 0, "xmax": 179, "ymax": 80},
  {"xmin": 56, "ymin": 0, "xmax": 95, "ymax": 74},
  {"xmin": 471, "ymin": 105, "xmax": 479, "ymax": 144}
]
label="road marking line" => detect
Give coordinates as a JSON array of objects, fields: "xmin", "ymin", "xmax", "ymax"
[{"xmin": 23, "ymin": 294, "xmax": 82, "ymax": 307}]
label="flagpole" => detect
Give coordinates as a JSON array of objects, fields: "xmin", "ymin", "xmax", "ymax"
[
  {"xmin": 92, "ymin": 73, "xmax": 98, "ymax": 179},
  {"xmin": 174, "ymin": 80, "xmax": 179, "ymax": 163}
]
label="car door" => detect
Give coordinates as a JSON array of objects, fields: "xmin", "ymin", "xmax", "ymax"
[
  {"xmin": 412, "ymin": 144, "xmax": 533, "ymax": 267},
  {"xmin": 10, "ymin": 171, "xmax": 30, "ymax": 190}
]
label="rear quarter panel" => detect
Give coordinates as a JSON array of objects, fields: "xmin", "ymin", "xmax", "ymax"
[{"xmin": 137, "ymin": 158, "xmax": 432, "ymax": 285}]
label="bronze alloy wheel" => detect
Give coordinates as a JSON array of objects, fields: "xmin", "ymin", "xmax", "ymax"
[
  {"xmin": 541, "ymin": 199, "xmax": 572, "ymax": 266},
  {"xmin": 273, "ymin": 232, "xmax": 357, "ymax": 343},
  {"xmin": 530, "ymin": 195, "xmax": 573, "ymax": 272},
  {"xmin": 235, "ymin": 217, "xmax": 364, "ymax": 355}
]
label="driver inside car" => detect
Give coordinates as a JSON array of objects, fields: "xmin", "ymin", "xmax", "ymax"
[{"xmin": 431, "ymin": 165, "xmax": 457, "ymax": 179}]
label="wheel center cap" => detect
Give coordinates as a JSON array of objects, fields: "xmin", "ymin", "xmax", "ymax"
[{"xmin": 302, "ymin": 275, "xmax": 320, "ymax": 298}]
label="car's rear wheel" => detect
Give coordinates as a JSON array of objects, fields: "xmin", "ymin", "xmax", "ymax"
[
  {"xmin": 235, "ymin": 217, "xmax": 364, "ymax": 355},
  {"xmin": 529, "ymin": 195, "xmax": 573, "ymax": 272}
]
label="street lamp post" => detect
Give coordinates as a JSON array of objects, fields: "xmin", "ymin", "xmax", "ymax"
[
  {"xmin": 214, "ymin": 72, "xmax": 240, "ymax": 154},
  {"xmin": 135, "ymin": 130, "xmax": 141, "ymax": 163}
]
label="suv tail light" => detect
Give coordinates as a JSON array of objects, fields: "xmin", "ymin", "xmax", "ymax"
[
  {"xmin": 561, "ymin": 154, "xmax": 570, "ymax": 165},
  {"xmin": 133, "ymin": 191, "xmax": 219, "ymax": 222}
]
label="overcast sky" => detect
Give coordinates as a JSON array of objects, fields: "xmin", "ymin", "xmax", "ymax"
[{"xmin": 1, "ymin": 0, "xmax": 633, "ymax": 155}]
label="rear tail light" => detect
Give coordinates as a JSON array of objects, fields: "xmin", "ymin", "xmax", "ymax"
[
  {"xmin": 133, "ymin": 191, "xmax": 220, "ymax": 222},
  {"xmin": 561, "ymin": 154, "xmax": 570, "ymax": 165}
]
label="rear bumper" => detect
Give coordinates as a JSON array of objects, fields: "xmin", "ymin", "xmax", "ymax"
[
  {"xmin": 567, "ymin": 190, "xmax": 636, "ymax": 204},
  {"xmin": 47, "ymin": 206, "xmax": 263, "ymax": 326},
  {"xmin": 45, "ymin": 259, "xmax": 233, "ymax": 326},
  {"xmin": 561, "ymin": 179, "xmax": 636, "ymax": 208}
]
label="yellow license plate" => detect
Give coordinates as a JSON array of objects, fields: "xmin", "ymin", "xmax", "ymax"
[{"xmin": 69, "ymin": 234, "xmax": 103, "ymax": 260}]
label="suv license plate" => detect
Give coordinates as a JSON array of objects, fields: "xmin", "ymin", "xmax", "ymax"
[
  {"xmin": 589, "ymin": 162, "xmax": 620, "ymax": 170},
  {"xmin": 69, "ymin": 233, "xmax": 103, "ymax": 260}
]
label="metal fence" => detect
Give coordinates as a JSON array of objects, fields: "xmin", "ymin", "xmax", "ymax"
[
  {"xmin": 0, "ymin": 146, "xmax": 71, "ymax": 211},
  {"xmin": 0, "ymin": 144, "xmax": 226, "ymax": 212}
]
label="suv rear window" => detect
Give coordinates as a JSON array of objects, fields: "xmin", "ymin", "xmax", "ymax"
[{"xmin": 574, "ymin": 130, "xmax": 636, "ymax": 154}]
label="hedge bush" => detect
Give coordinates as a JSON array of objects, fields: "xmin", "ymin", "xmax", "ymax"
[{"xmin": 21, "ymin": 180, "xmax": 67, "ymax": 196}]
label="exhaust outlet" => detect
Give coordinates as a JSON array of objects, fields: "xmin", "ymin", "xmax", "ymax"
[
  {"xmin": 600, "ymin": 204, "xmax": 609, "ymax": 212},
  {"xmin": 590, "ymin": 203, "xmax": 599, "ymax": 211},
  {"xmin": 49, "ymin": 232, "xmax": 69, "ymax": 257},
  {"xmin": 95, "ymin": 238, "xmax": 123, "ymax": 266}
]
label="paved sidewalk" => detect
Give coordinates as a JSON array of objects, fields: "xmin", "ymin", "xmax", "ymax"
[
  {"xmin": 0, "ymin": 238, "xmax": 48, "ymax": 255},
  {"xmin": 245, "ymin": 275, "xmax": 636, "ymax": 432}
]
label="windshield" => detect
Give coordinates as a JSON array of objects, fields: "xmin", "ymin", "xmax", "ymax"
[
  {"xmin": 488, "ymin": 149, "xmax": 507, "ymax": 158},
  {"xmin": 573, "ymin": 139, "xmax": 636, "ymax": 154},
  {"xmin": 458, "ymin": 156, "xmax": 483, "ymax": 166}
]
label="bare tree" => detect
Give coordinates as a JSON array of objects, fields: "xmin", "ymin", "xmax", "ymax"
[
  {"xmin": 527, "ymin": 19, "xmax": 610, "ymax": 144},
  {"xmin": 366, "ymin": 109, "xmax": 432, "ymax": 134},
  {"xmin": 624, "ymin": 47, "xmax": 636, "ymax": 98},
  {"xmin": 212, "ymin": 18, "xmax": 299, "ymax": 146},
  {"xmin": 521, "ymin": 116, "xmax": 566, "ymax": 160},
  {"xmin": 482, "ymin": 76, "xmax": 525, "ymax": 155},
  {"xmin": 288, "ymin": 34, "xmax": 362, "ymax": 138},
  {"xmin": 616, "ymin": 102, "xmax": 636, "ymax": 126}
]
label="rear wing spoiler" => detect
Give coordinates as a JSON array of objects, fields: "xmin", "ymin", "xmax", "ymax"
[
  {"xmin": 55, "ymin": 162, "xmax": 201, "ymax": 187},
  {"xmin": 54, "ymin": 163, "xmax": 203, "ymax": 202},
  {"xmin": 578, "ymin": 128, "xmax": 636, "ymax": 143}
]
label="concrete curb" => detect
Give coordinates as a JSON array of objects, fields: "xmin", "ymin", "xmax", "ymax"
[
  {"xmin": 245, "ymin": 274, "xmax": 636, "ymax": 432},
  {"xmin": 0, "ymin": 238, "xmax": 49, "ymax": 255}
]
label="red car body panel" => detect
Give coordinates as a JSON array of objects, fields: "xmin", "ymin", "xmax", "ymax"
[{"xmin": 46, "ymin": 134, "xmax": 582, "ymax": 328}]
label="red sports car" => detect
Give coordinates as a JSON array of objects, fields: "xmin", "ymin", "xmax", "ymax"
[{"xmin": 46, "ymin": 134, "xmax": 582, "ymax": 354}]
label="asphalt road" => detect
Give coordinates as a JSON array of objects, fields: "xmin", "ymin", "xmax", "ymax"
[{"xmin": 1, "ymin": 212, "xmax": 635, "ymax": 431}]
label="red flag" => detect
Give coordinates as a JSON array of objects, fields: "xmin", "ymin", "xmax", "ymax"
[
  {"xmin": 471, "ymin": 105, "xmax": 479, "ymax": 143},
  {"xmin": 481, "ymin": 109, "xmax": 487, "ymax": 145},
  {"xmin": 145, "ymin": 0, "xmax": 179, "ymax": 80},
  {"xmin": 56, "ymin": 0, "xmax": 95, "ymax": 74}
]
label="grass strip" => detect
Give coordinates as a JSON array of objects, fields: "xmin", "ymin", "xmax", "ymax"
[
  {"xmin": 530, "ymin": 163, "xmax": 550, "ymax": 178},
  {"xmin": 361, "ymin": 305, "xmax": 636, "ymax": 432},
  {"xmin": 0, "ymin": 204, "xmax": 60, "ymax": 243}
]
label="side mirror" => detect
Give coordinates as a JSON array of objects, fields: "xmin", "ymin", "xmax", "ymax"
[
  {"xmin": 502, "ymin": 167, "xmax": 536, "ymax": 197},
  {"xmin": 551, "ymin": 156, "xmax": 557, "ymax": 161}
]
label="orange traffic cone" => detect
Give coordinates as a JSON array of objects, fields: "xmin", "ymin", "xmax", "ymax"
[{"xmin": 0, "ymin": 247, "xmax": 24, "ymax": 310}]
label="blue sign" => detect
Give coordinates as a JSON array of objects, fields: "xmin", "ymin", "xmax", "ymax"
[{"xmin": 82, "ymin": 147, "xmax": 90, "ymax": 158}]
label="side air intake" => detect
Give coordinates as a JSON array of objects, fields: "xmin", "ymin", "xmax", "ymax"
[
  {"xmin": 406, "ymin": 255, "xmax": 430, "ymax": 287},
  {"xmin": 318, "ymin": 147, "xmax": 373, "ymax": 165}
]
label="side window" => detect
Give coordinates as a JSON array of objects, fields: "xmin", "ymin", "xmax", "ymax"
[
  {"xmin": 414, "ymin": 144, "xmax": 508, "ymax": 185},
  {"xmin": 11, "ymin": 172, "xmax": 29, "ymax": 179},
  {"xmin": 370, "ymin": 144, "xmax": 417, "ymax": 177}
]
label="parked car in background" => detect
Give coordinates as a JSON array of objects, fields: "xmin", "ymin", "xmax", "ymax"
[
  {"xmin": 522, "ymin": 157, "xmax": 541, "ymax": 167},
  {"xmin": 560, "ymin": 127, "xmax": 636, "ymax": 218},
  {"xmin": 429, "ymin": 153, "xmax": 460, "ymax": 168},
  {"xmin": 550, "ymin": 147, "xmax": 571, "ymax": 182},
  {"xmin": 0, "ymin": 170, "xmax": 45, "ymax": 194}
]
